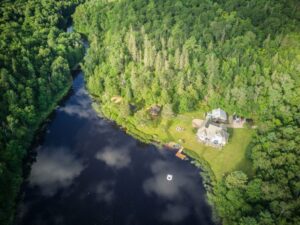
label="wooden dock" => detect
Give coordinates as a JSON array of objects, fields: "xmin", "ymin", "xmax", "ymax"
[
  {"xmin": 164, "ymin": 143, "xmax": 187, "ymax": 160},
  {"xmin": 175, "ymin": 147, "xmax": 187, "ymax": 160}
]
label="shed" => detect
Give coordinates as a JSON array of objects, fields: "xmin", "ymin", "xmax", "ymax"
[
  {"xmin": 111, "ymin": 96, "xmax": 123, "ymax": 104},
  {"xmin": 148, "ymin": 105, "xmax": 161, "ymax": 117}
]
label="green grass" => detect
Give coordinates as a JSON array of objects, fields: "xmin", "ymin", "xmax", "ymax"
[
  {"xmin": 97, "ymin": 104, "xmax": 254, "ymax": 181},
  {"xmin": 182, "ymin": 128, "xmax": 254, "ymax": 180},
  {"xmin": 134, "ymin": 112, "xmax": 254, "ymax": 180}
]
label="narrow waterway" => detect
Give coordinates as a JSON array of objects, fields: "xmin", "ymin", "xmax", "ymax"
[{"xmin": 14, "ymin": 26, "xmax": 214, "ymax": 225}]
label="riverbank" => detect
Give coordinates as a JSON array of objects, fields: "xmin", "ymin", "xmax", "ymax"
[
  {"xmin": 90, "ymin": 100, "xmax": 254, "ymax": 223},
  {"xmin": 24, "ymin": 71, "xmax": 93, "ymax": 156},
  {"xmin": 0, "ymin": 1, "xmax": 87, "ymax": 223},
  {"xmin": 6, "ymin": 79, "xmax": 73, "ymax": 225},
  {"xmin": 12, "ymin": 23, "xmax": 84, "ymax": 225},
  {"xmin": 93, "ymin": 101, "xmax": 254, "ymax": 179},
  {"xmin": 15, "ymin": 71, "xmax": 215, "ymax": 225}
]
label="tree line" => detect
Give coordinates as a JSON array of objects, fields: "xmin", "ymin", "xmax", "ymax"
[
  {"xmin": 0, "ymin": 0, "xmax": 84, "ymax": 224},
  {"xmin": 73, "ymin": 0, "xmax": 300, "ymax": 224}
]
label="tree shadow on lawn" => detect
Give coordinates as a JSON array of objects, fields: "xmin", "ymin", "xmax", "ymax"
[{"xmin": 231, "ymin": 140, "xmax": 255, "ymax": 177}]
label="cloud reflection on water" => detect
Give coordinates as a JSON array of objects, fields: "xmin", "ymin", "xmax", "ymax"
[
  {"xmin": 95, "ymin": 180, "xmax": 115, "ymax": 204},
  {"xmin": 29, "ymin": 147, "xmax": 84, "ymax": 196},
  {"xmin": 161, "ymin": 204, "xmax": 189, "ymax": 223},
  {"xmin": 58, "ymin": 89, "xmax": 92, "ymax": 119},
  {"xmin": 95, "ymin": 146, "xmax": 131, "ymax": 169},
  {"xmin": 143, "ymin": 160, "xmax": 198, "ymax": 200},
  {"xmin": 143, "ymin": 159, "xmax": 202, "ymax": 223}
]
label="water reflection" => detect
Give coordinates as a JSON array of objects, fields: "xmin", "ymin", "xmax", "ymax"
[
  {"xmin": 143, "ymin": 159, "xmax": 211, "ymax": 223},
  {"xmin": 58, "ymin": 88, "xmax": 92, "ymax": 119},
  {"xmin": 66, "ymin": 25, "xmax": 73, "ymax": 33},
  {"xmin": 161, "ymin": 204, "xmax": 189, "ymax": 223},
  {"xmin": 95, "ymin": 146, "xmax": 131, "ymax": 169},
  {"xmin": 16, "ymin": 73, "xmax": 213, "ymax": 225},
  {"xmin": 95, "ymin": 180, "xmax": 115, "ymax": 204},
  {"xmin": 143, "ymin": 160, "xmax": 198, "ymax": 200},
  {"xmin": 29, "ymin": 147, "xmax": 84, "ymax": 196}
]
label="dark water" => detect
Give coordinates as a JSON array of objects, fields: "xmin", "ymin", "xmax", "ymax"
[
  {"xmin": 15, "ymin": 25, "xmax": 213, "ymax": 225},
  {"xmin": 15, "ymin": 73, "xmax": 213, "ymax": 225}
]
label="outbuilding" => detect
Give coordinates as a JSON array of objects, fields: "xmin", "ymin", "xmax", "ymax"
[
  {"xmin": 148, "ymin": 105, "xmax": 161, "ymax": 117},
  {"xmin": 206, "ymin": 108, "xmax": 227, "ymax": 123}
]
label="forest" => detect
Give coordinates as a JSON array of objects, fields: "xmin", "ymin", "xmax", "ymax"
[
  {"xmin": 73, "ymin": 0, "xmax": 300, "ymax": 225},
  {"xmin": 0, "ymin": 0, "xmax": 84, "ymax": 224}
]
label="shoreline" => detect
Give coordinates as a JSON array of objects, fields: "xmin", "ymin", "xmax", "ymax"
[
  {"xmin": 14, "ymin": 71, "xmax": 80, "ymax": 225},
  {"xmin": 90, "ymin": 100, "xmax": 220, "ymax": 223}
]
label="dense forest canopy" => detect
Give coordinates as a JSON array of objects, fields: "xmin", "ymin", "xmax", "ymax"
[
  {"xmin": 0, "ymin": 0, "xmax": 299, "ymax": 224},
  {"xmin": 74, "ymin": 0, "xmax": 299, "ymax": 118},
  {"xmin": 0, "ymin": 0, "xmax": 84, "ymax": 224},
  {"xmin": 73, "ymin": 0, "xmax": 300, "ymax": 225}
]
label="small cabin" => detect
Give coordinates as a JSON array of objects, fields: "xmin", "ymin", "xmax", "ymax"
[
  {"xmin": 148, "ymin": 105, "xmax": 161, "ymax": 117},
  {"xmin": 111, "ymin": 96, "xmax": 123, "ymax": 104}
]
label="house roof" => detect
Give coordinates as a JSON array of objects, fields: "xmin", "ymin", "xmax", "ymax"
[
  {"xmin": 212, "ymin": 108, "xmax": 227, "ymax": 121},
  {"xmin": 197, "ymin": 121, "xmax": 228, "ymax": 139},
  {"xmin": 111, "ymin": 96, "xmax": 122, "ymax": 103},
  {"xmin": 149, "ymin": 105, "xmax": 161, "ymax": 116}
]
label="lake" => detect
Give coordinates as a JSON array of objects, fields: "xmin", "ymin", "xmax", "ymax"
[{"xmin": 14, "ymin": 27, "xmax": 213, "ymax": 225}]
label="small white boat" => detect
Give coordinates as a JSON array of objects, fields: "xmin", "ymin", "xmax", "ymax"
[{"xmin": 166, "ymin": 174, "xmax": 173, "ymax": 181}]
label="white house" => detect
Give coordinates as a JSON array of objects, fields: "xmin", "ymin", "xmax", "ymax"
[
  {"xmin": 206, "ymin": 108, "xmax": 227, "ymax": 123},
  {"xmin": 196, "ymin": 120, "xmax": 229, "ymax": 147}
]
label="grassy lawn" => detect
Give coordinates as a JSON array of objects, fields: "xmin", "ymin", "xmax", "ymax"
[
  {"xmin": 98, "ymin": 103, "xmax": 254, "ymax": 181},
  {"xmin": 131, "ymin": 111, "xmax": 254, "ymax": 181}
]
